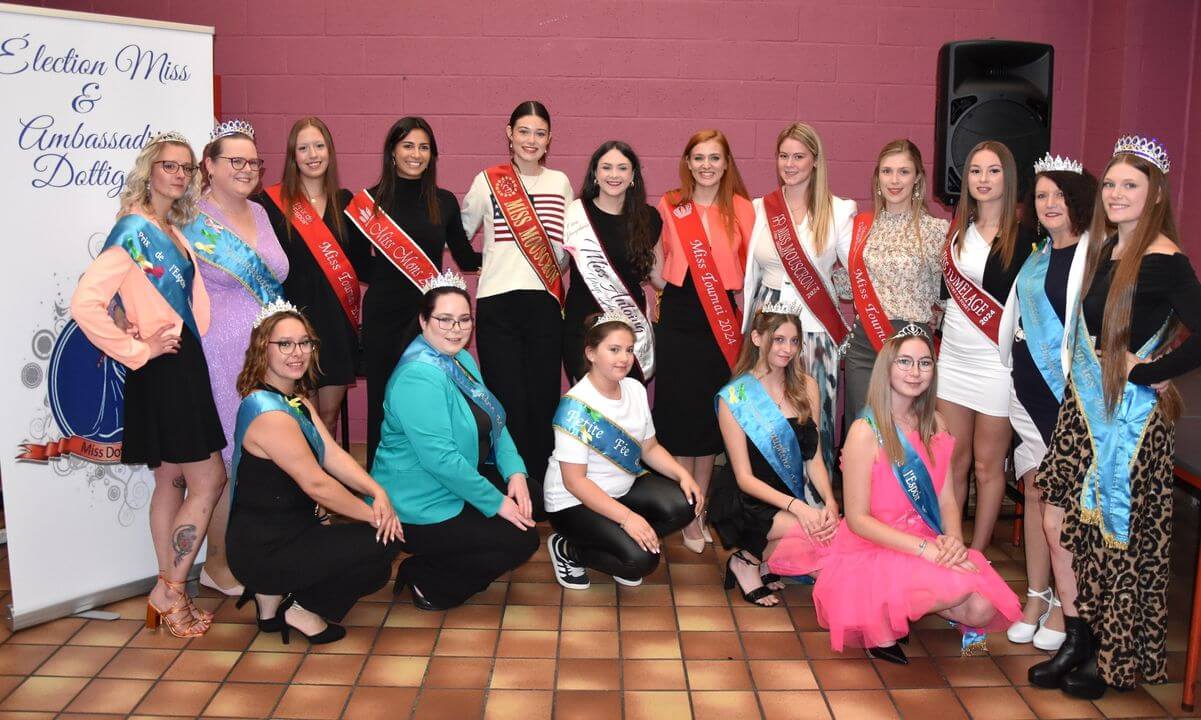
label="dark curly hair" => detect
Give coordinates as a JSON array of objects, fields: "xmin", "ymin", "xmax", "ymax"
[{"xmin": 1021, "ymin": 169, "xmax": 1098, "ymax": 240}]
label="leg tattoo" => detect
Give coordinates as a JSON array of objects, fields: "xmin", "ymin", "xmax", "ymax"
[
  {"xmin": 172, "ymin": 476, "xmax": 186, "ymax": 489},
  {"xmin": 172, "ymin": 525, "xmax": 197, "ymax": 567}
]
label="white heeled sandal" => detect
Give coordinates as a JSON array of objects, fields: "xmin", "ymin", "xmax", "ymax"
[
  {"xmin": 1007, "ymin": 587, "xmax": 1053, "ymax": 644},
  {"xmin": 1032, "ymin": 593, "xmax": 1066, "ymax": 651}
]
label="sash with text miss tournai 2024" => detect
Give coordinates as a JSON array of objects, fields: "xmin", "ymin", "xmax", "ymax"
[
  {"xmin": 668, "ymin": 201, "xmax": 742, "ymax": 368},
  {"xmin": 563, "ymin": 200, "xmax": 655, "ymax": 378},
  {"xmin": 182, "ymin": 212, "xmax": 283, "ymax": 305},
  {"xmin": 943, "ymin": 231, "xmax": 1004, "ymax": 347},
  {"xmin": 485, "ymin": 163, "xmax": 565, "ymax": 307},
  {"xmin": 761, "ymin": 189, "xmax": 849, "ymax": 346},
  {"xmin": 343, "ymin": 188, "xmax": 440, "ymax": 293},
  {"xmin": 717, "ymin": 374, "xmax": 808, "ymax": 502},
  {"xmin": 264, "ymin": 184, "xmax": 361, "ymax": 329},
  {"xmin": 103, "ymin": 214, "xmax": 200, "ymax": 339},
  {"xmin": 231, "ymin": 389, "xmax": 324, "ymax": 500},
  {"xmin": 552, "ymin": 395, "xmax": 647, "ymax": 476},
  {"xmin": 848, "ymin": 212, "xmax": 893, "ymax": 352}
]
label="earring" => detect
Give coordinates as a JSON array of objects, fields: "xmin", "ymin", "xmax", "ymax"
[
  {"xmin": 876, "ymin": 188, "xmax": 882, "ymax": 196},
  {"xmin": 913, "ymin": 191, "xmax": 921, "ymax": 200},
  {"xmin": 630, "ymin": 178, "xmax": 636, "ymax": 188}
]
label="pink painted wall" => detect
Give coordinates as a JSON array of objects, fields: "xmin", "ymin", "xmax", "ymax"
[{"xmin": 18, "ymin": 0, "xmax": 1201, "ymax": 441}]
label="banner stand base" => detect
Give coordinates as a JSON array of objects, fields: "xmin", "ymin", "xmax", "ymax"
[{"xmin": 6, "ymin": 572, "xmax": 199, "ymax": 632}]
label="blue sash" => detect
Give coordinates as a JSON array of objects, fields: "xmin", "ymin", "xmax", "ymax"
[
  {"xmin": 182, "ymin": 211, "xmax": 283, "ymax": 305},
  {"xmin": 1015, "ymin": 242, "xmax": 1067, "ymax": 400},
  {"xmin": 1070, "ymin": 312, "xmax": 1166, "ymax": 549},
  {"xmin": 230, "ymin": 389, "xmax": 324, "ymax": 499},
  {"xmin": 400, "ymin": 336, "xmax": 506, "ymax": 460},
  {"xmin": 102, "ymin": 215, "xmax": 199, "ymax": 339},
  {"xmin": 552, "ymin": 395, "xmax": 646, "ymax": 476},
  {"xmin": 861, "ymin": 408, "xmax": 943, "ymax": 535},
  {"xmin": 716, "ymin": 374, "xmax": 806, "ymax": 500}
]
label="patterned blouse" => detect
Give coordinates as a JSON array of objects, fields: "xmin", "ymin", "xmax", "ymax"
[{"xmin": 862, "ymin": 209, "xmax": 949, "ymax": 323}]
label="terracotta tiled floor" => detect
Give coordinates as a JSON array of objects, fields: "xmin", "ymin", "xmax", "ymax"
[{"xmin": 0, "ymin": 509, "xmax": 1193, "ymax": 718}]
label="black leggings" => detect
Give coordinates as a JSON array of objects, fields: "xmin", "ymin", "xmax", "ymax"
[{"xmin": 548, "ymin": 473, "xmax": 695, "ymax": 579}]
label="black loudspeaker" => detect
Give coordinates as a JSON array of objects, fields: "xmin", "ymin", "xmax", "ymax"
[{"xmin": 934, "ymin": 40, "xmax": 1053, "ymax": 206}]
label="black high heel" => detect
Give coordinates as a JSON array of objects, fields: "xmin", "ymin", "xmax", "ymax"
[
  {"xmin": 235, "ymin": 589, "xmax": 285, "ymax": 633},
  {"xmin": 724, "ymin": 551, "xmax": 776, "ymax": 606},
  {"xmin": 867, "ymin": 644, "xmax": 909, "ymax": 665},
  {"xmin": 275, "ymin": 595, "xmax": 346, "ymax": 646}
]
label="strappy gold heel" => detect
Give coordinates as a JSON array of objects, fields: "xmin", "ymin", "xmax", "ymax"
[{"xmin": 146, "ymin": 576, "xmax": 211, "ymax": 637}]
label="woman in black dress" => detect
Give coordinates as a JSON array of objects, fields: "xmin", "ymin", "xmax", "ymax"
[
  {"xmin": 561, "ymin": 141, "xmax": 660, "ymax": 383},
  {"xmin": 350, "ymin": 117, "xmax": 481, "ymax": 469},
  {"xmin": 227, "ymin": 304, "xmax": 403, "ymax": 645},
  {"xmin": 258, "ymin": 117, "xmax": 370, "ymax": 433}
]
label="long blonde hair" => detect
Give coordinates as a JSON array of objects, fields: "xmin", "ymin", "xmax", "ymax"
[
  {"xmin": 1085, "ymin": 152, "xmax": 1184, "ymax": 422},
  {"xmin": 668, "ymin": 129, "xmax": 750, "ymax": 246},
  {"xmin": 870, "ymin": 139, "xmax": 931, "ymax": 254},
  {"xmin": 950, "ymin": 140, "xmax": 1021, "ymax": 270},
  {"xmin": 731, "ymin": 310, "xmax": 812, "ymax": 424},
  {"xmin": 117, "ymin": 139, "xmax": 201, "ymax": 227},
  {"xmin": 776, "ymin": 122, "xmax": 834, "ymax": 255},
  {"xmin": 863, "ymin": 332, "xmax": 939, "ymax": 463}
]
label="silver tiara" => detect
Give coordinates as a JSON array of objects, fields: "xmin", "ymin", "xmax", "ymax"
[
  {"xmin": 891, "ymin": 323, "xmax": 929, "ymax": 342},
  {"xmin": 1033, "ymin": 152, "xmax": 1082, "ymax": 175},
  {"xmin": 146, "ymin": 130, "xmax": 190, "ymax": 148},
  {"xmin": 253, "ymin": 297, "xmax": 299, "ymax": 329},
  {"xmin": 418, "ymin": 269, "xmax": 468, "ymax": 295},
  {"xmin": 1113, "ymin": 135, "xmax": 1170, "ymax": 174},
  {"xmin": 593, "ymin": 308, "xmax": 633, "ymax": 328},
  {"xmin": 210, "ymin": 119, "xmax": 255, "ymax": 143},
  {"xmin": 760, "ymin": 299, "xmax": 804, "ymax": 317}
]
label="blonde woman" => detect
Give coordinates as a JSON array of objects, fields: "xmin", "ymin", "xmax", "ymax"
[{"xmin": 744, "ymin": 122, "xmax": 856, "ymax": 473}]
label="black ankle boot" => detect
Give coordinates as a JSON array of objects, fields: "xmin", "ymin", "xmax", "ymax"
[
  {"xmin": 1028, "ymin": 616, "xmax": 1092, "ymax": 688},
  {"xmin": 1061, "ymin": 653, "xmax": 1107, "ymax": 699}
]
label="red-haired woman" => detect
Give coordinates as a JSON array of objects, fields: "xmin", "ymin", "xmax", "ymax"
[
  {"xmin": 258, "ymin": 117, "xmax": 371, "ymax": 433},
  {"xmin": 651, "ymin": 129, "xmax": 754, "ymax": 552},
  {"xmin": 1030, "ymin": 137, "xmax": 1201, "ymax": 698}
]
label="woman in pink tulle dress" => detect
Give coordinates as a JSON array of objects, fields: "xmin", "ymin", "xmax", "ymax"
[{"xmin": 806, "ymin": 325, "xmax": 1020, "ymax": 664}]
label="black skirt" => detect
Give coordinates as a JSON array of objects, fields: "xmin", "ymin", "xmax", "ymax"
[
  {"xmin": 651, "ymin": 275, "xmax": 737, "ymax": 456},
  {"xmin": 121, "ymin": 326, "xmax": 225, "ymax": 468}
]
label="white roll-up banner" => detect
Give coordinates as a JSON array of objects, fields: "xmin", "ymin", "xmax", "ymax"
[{"xmin": 0, "ymin": 3, "xmax": 213, "ymax": 629}]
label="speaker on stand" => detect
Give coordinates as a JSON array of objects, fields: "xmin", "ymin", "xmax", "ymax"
[{"xmin": 934, "ymin": 40, "xmax": 1054, "ymax": 207}]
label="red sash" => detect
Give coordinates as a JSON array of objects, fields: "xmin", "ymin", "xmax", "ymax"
[
  {"xmin": 943, "ymin": 232, "xmax": 1003, "ymax": 346},
  {"xmin": 485, "ymin": 163, "xmax": 565, "ymax": 307},
  {"xmin": 848, "ymin": 212, "xmax": 893, "ymax": 351},
  {"xmin": 668, "ymin": 202, "xmax": 742, "ymax": 368},
  {"xmin": 343, "ymin": 189, "xmax": 439, "ymax": 292},
  {"xmin": 265, "ymin": 184, "xmax": 361, "ymax": 328},
  {"xmin": 761, "ymin": 189, "xmax": 848, "ymax": 345}
]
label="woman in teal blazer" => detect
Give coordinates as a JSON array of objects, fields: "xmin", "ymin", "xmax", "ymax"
[{"xmin": 374, "ymin": 275, "xmax": 538, "ymax": 610}]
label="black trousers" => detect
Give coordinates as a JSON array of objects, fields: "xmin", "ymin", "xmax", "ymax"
[
  {"xmin": 548, "ymin": 473, "xmax": 695, "ymax": 579},
  {"xmin": 475, "ymin": 290, "xmax": 563, "ymax": 519},
  {"xmin": 228, "ymin": 520, "xmax": 403, "ymax": 622},
  {"xmin": 397, "ymin": 468, "xmax": 539, "ymax": 608},
  {"xmin": 363, "ymin": 311, "xmax": 413, "ymax": 472}
]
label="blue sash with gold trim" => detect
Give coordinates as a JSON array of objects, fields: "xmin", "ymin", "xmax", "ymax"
[
  {"xmin": 182, "ymin": 212, "xmax": 283, "ymax": 305},
  {"xmin": 716, "ymin": 373, "xmax": 805, "ymax": 499},
  {"xmin": 231, "ymin": 389, "xmax": 324, "ymax": 499},
  {"xmin": 400, "ymin": 336, "xmax": 506, "ymax": 461},
  {"xmin": 102, "ymin": 215, "xmax": 199, "ymax": 338},
  {"xmin": 552, "ymin": 395, "xmax": 646, "ymax": 476}
]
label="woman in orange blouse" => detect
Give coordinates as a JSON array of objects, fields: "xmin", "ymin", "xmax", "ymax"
[
  {"xmin": 71, "ymin": 133, "xmax": 227, "ymax": 638},
  {"xmin": 651, "ymin": 129, "xmax": 754, "ymax": 552}
]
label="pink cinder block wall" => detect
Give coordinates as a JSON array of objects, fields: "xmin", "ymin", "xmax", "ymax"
[{"xmin": 20, "ymin": 0, "xmax": 1201, "ymax": 442}]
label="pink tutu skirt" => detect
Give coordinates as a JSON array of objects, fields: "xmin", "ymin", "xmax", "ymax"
[
  {"xmin": 767, "ymin": 523, "xmax": 833, "ymax": 577},
  {"xmin": 812, "ymin": 520, "xmax": 1021, "ymax": 650}
]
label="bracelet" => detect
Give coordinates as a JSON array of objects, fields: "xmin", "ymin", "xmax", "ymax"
[
  {"xmin": 786, "ymin": 498, "xmax": 795, "ymax": 513},
  {"xmin": 916, "ymin": 539, "xmax": 928, "ymax": 557},
  {"xmin": 619, "ymin": 509, "xmax": 632, "ymax": 529}
]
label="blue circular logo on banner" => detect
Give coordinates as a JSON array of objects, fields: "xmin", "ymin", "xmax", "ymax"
[{"xmin": 47, "ymin": 320, "xmax": 125, "ymax": 443}]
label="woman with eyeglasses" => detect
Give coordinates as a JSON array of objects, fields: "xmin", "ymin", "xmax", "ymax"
[
  {"xmin": 373, "ymin": 274, "xmax": 538, "ymax": 610},
  {"xmin": 71, "ymin": 131, "xmax": 226, "ymax": 637},
  {"xmin": 225, "ymin": 303, "xmax": 403, "ymax": 646},
  {"xmin": 182, "ymin": 119, "xmax": 289, "ymax": 598}
]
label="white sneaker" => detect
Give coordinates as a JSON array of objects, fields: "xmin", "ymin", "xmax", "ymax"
[
  {"xmin": 613, "ymin": 575, "xmax": 643, "ymax": 587},
  {"xmin": 548, "ymin": 533, "xmax": 590, "ymax": 590}
]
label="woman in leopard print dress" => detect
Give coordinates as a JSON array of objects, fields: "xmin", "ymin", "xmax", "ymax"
[{"xmin": 1030, "ymin": 138, "xmax": 1201, "ymax": 698}]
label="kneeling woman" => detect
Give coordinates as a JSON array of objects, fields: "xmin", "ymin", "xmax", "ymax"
[
  {"xmin": 710, "ymin": 304, "xmax": 838, "ymax": 607},
  {"xmin": 814, "ymin": 326, "xmax": 1020, "ymax": 664},
  {"xmin": 227, "ymin": 304, "xmax": 403, "ymax": 645},
  {"xmin": 374, "ymin": 274, "xmax": 539, "ymax": 610},
  {"xmin": 544, "ymin": 313, "xmax": 703, "ymax": 589}
]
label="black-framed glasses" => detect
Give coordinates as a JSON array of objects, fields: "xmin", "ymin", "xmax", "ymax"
[
  {"xmin": 218, "ymin": 156, "xmax": 265, "ymax": 172},
  {"xmin": 431, "ymin": 315, "xmax": 473, "ymax": 331},
  {"xmin": 154, "ymin": 160, "xmax": 198, "ymax": 176},
  {"xmin": 894, "ymin": 357, "xmax": 934, "ymax": 373},
  {"xmin": 269, "ymin": 339, "xmax": 317, "ymax": 354}
]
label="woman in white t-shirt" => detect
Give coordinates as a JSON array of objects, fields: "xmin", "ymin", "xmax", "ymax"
[{"xmin": 544, "ymin": 313, "xmax": 704, "ymax": 589}]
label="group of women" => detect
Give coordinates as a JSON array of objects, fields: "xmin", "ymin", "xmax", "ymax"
[{"xmin": 70, "ymin": 99, "xmax": 1200, "ymax": 701}]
